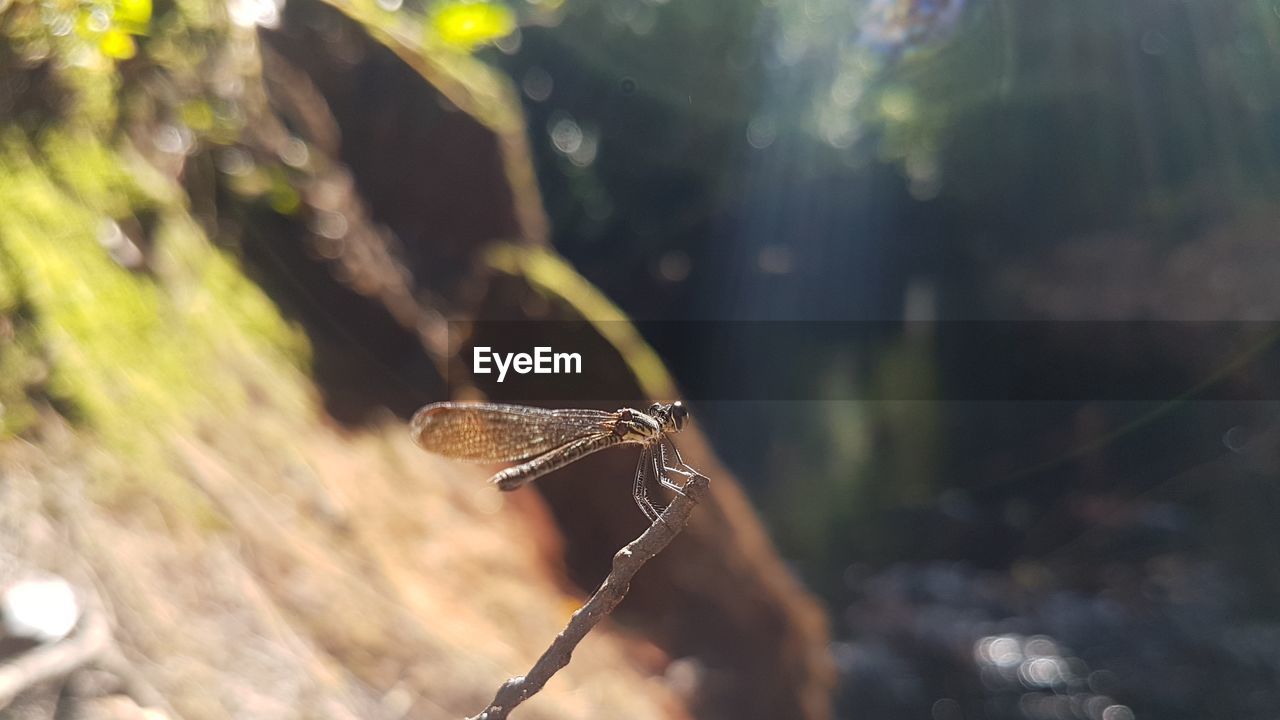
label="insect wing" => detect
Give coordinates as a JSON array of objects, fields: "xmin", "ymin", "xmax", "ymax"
[{"xmin": 411, "ymin": 402, "xmax": 614, "ymax": 462}]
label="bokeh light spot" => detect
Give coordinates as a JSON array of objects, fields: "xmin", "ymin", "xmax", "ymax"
[
  {"xmin": 747, "ymin": 115, "xmax": 776, "ymax": 149},
  {"xmin": 757, "ymin": 245, "xmax": 793, "ymax": 275},
  {"xmin": 1101, "ymin": 705, "xmax": 1134, "ymax": 720},
  {"xmin": 523, "ymin": 67, "xmax": 553, "ymax": 102},
  {"xmin": 657, "ymin": 250, "xmax": 691, "ymax": 282}
]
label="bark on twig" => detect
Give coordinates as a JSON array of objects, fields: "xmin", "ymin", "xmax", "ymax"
[{"xmin": 467, "ymin": 473, "xmax": 710, "ymax": 720}]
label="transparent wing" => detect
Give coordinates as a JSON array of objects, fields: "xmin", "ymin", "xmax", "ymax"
[{"xmin": 411, "ymin": 402, "xmax": 615, "ymax": 462}]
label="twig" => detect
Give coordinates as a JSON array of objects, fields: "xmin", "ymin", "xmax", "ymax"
[
  {"xmin": 467, "ymin": 473, "xmax": 710, "ymax": 720},
  {"xmin": 0, "ymin": 596, "xmax": 111, "ymax": 710},
  {"xmin": 0, "ymin": 584, "xmax": 175, "ymax": 718}
]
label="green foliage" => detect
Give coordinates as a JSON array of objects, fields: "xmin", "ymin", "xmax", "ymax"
[
  {"xmin": 0, "ymin": 129, "xmax": 310, "ymax": 513},
  {"xmin": 766, "ymin": 337, "xmax": 941, "ymax": 589},
  {"xmin": 0, "ymin": 0, "xmax": 309, "ymax": 515},
  {"xmin": 867, "ymin": 0, "xmax": 1280, "ymax": 230},
  {"xmin": 428, "ymin": 0, "xmax": 515, "ymax": 51},
  {"xmin": 0, "ymin": 0, "xmax": 314, "ymax": 517},
  {"xmin": 1, "ymin": 0, "xmax": 151, "ymax": 98},
  {"xmin": 0, "ymin": 252, "xmax": 43, "ymax": 436}
]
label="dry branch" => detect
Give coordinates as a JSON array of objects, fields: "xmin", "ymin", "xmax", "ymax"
[
  {"xmin": 0, "ymin": 596, "xmax": 110, "ymax": 709},
  {"xmin": 468, "ymin": 472, "xmax": 710, "ymax": 720}
]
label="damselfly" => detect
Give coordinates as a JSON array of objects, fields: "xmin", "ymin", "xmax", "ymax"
[{"xmin": 411, "ymin": 401, "xmax": 701, "ymax": 521}]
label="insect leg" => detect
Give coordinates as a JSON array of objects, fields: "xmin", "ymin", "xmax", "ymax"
[
  {"xmin": 633, "ymin": 448, "xmax": 658, "ymax": 522},
  {"xmin": 657, "ymin": 436, "xmax": 696, "ymax": 495},
  {"xmin": 645, "ymin": 444, "xmax": 673, "ymax": 520},
  {"xmin": 662, "ymin": 435, "xmax": 701, "ymax": 476}
]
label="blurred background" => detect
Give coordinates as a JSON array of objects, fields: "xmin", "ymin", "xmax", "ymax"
[{"xmin": 2, "ymin": 0, "xmax": 1280, "ymax": 719}]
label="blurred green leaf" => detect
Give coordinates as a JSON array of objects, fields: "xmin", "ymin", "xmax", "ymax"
[
  {"xmin": 180, "ymin": 101, "xmax": 214, "ymax": 132},
  {"xmin": 429, "ymin": 1, "xmax": 514, "ymax": 52},
  {"xmin": 99, "ymin": 28, "xmax": 137, "ymax": 58},
  {"xmin": 113, "ymin": 0, "xmax": 152, "ymax": 35}
]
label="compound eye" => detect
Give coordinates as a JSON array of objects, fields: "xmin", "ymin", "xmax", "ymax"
[{"xmin": 670, "ymin": 401, "xmax": 688, "ymax": 430}]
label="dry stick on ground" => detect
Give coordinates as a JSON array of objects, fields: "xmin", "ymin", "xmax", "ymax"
[
  {"xmin": 0, "ymin": 597, "xmax": 111, "ymax": 709},
  {"xmin": 468, "ymin": 472, "xmax": 710, "ymax": 720},
  {"xmin": 0, "ymin": 586, "xmax": 175, "ymax": 716}
]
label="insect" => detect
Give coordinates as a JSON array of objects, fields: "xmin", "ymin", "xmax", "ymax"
[{"xmin": 411, "ymin": 401, "xmax": 701, "ymax": 521}]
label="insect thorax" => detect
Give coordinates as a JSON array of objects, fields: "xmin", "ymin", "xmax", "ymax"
[{"xmin": 608, "ymin": 408, "xmax": 663, "ymax": 442}]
